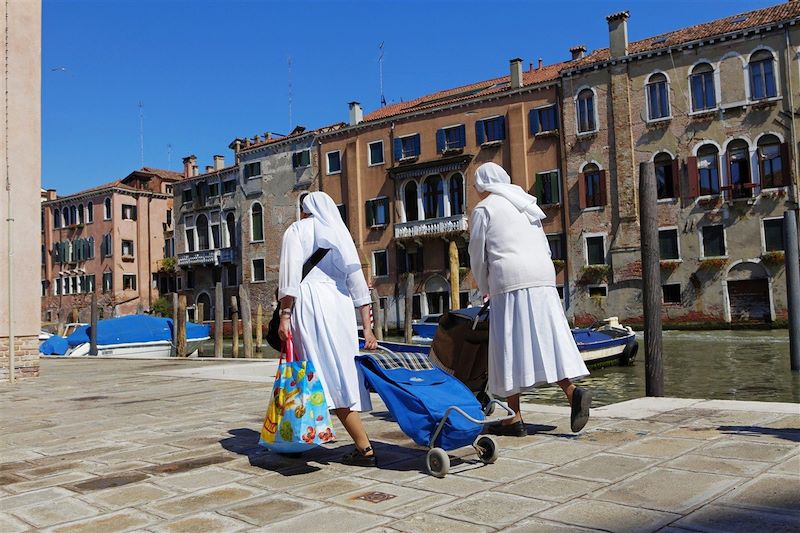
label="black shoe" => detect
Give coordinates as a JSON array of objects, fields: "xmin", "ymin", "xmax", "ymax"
[
  {"xmin": 486, "ymin": 420, "xmax": 527, "ymax": 437},
  {"xmin": 570, "ymin": 387, "xmax": 592, "ymax": 433},
  {"xmin": 341, "ymin": 446, "xmax": 377, "ymax": 467}
]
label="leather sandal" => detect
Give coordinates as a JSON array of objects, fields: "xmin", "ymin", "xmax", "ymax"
[{"xmin": 341, "ymin": 446, "xmax": 377, "ymax": 467}]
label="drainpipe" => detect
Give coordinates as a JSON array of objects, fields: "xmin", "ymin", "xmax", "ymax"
[
  {"xmin": 4, "ymin": 3, "xmax": 14, "ymax": 384},
  {"xmin": 785, "ymin": 27, "xmax": 799, "ymax": 206}
]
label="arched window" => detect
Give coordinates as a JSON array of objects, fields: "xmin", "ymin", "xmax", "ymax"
[
  {"xmin": 654, "ymin": 152, "xmax": 675, "ymax": 199},
  {"xmin": 196, "ymin": 214, "xmax": 210, "ymax": 250},
  {"xmin": 582, "ymin": 163, "xmax": 603, "ymax": 208},
  {"xmin": 250, "ymin": 202, "xmax": 264, "ymax": 242},
  {"xmin": 749, "ymin": 50, "xmax": 777, "ymax": 100},
  {"xmin": 697, "ymin": 144, "xmax": 720, "ymax": 195},
  {"xmin": 86, "ymin": 202, "xmax": 93, "ymax": 223},
  {"xmin": 53, "ymin": 208, "xmax": 61, "ymax": 229},
  {"xmin": 226, "ymin": 212, "xmax": 236, "ymax": 248},
  {"xmin": 757, "ymin": 134, "xmax": 785, "ymax": 188},
  {"xmin": 403, "ymin": 181, "xmax": 419, "ymax": 222},
  {"xmin": 77, "ymin": 204, "xmax": 84, "ymax": 224},
  {"xmin": 690, "ymin": 63, "xmax": 716, "ymax": 111},
  {"xmin": 422, "ymin": 175, "xmax": 444, "ymax": 219},
  {"xmin": 576, "ymin": 89, "xmax": 596, "ymax": 133},
  {"xmin": 646, "ymin": 73, "xmax": 670, "ymax": 120},
  {"xmin": 69, "ymin": 206, "xmax": 77, "ymax": 226},
  {"xmin": 727, "ymin": 139, "xmax": 752, "ymax": 199},
  {"xmin": 104, "ymin": 198, "xmax": 112, "ymax": 220},
  {"xmin": 449, "ymin": 173, "xmax": 464, "ymax": 216}
]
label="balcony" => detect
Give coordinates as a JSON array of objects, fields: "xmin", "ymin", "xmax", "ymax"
[
  {"xmin": 177, "ymin": 247, "xmax": 235, "ymax": 267},
  {"xmin": 395, "ymin": 214, "xmax": 468, "ymax": 239}
]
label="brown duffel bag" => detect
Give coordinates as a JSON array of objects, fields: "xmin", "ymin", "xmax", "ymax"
[{"xmin": 429, "ymin": 303, "xmax": 490, "ymax": 394}]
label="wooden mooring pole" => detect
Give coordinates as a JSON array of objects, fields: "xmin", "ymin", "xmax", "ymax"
[
  {"xmin": 239, "ymin": 285, "xmax": 253, "ymax": 358},
  {"xmin": 171, "ymin": 292, "xmax": 178, "ymax": 356},
  {"xmin": 371, "ymin": 288, "xmax": 383, "ymax": 341},
  {"xmin": 176, "ymin": 294, "xmax": 187, "ymax": 357},
  {"xmin": 255, "ymin": 304, "xmax": 263, "ymax": 354},
  {"xmin": 214, "ymin": 282, "xmax": 223, "ymax": 358},
  {"xmin": 231, "ymin": 295, "xmax": 239, "ymax": 358},
  {"xmin": 404, "ymin": 273, "xmax": 414, "ymax": 344},
  {"xmin": 784, "ymin": 210, "xmax": 800, "ymax": 372},
  {"xmin": 638, "ymin": 161, "xmax": 664, "ymax": 396}
]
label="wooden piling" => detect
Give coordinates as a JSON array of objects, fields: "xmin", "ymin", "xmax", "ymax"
[
  {"xmin": 214, "ymin": 282, "xmax": 223, "ymax": 358},
  {"xmin": 171, "ymin": 292, "xmax": 179, "ymax": 356},
  {"xmin": 404, "ymin": 273, "xmax": 414, "ymax": 344},
  {"xmin": 176, "ymin": 294, "xmax": 187, "ymax": 357},
  {"xmin": 371, "ymin": 289, "xmax": 384, "ymax": 341},
  {"xmin": 255, "ymin": 304, "xmax": 263, "ymax": 354},
  {"xmin": 196, "ymin": 302, "xmax": 204, "ymax": 324},
  {"xmin": 231, "ymin": 295, "xmax": 239, "ymax": 358},
  {"xmin": 89, "ymin": 292, "xmax": 98, "ymax": 356},
  {"xmin": 239, "ymin": 285, "xmax": 254, "ymax": 358},
  {"xmin": 449, "ymin": 240, "xmax": 460, "ymax": 311},
  {"xmin": 71, "ymin": 307, "xmax": 78, "ymax": 323},
  {"xmin": 638, "ymin": 161, "xmax": 664, "ymax": 396},
  {"xmin": 784, "ymin": 210, "xmax": 800, "ymax": 371}
]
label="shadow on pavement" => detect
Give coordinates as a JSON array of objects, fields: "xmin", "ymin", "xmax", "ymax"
[{"xmin": 717, "ymin": 425, "xmax": 800, "ymax": 443}]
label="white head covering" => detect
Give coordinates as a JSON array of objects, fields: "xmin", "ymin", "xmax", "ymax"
[
  {"xmin": 474, "ymin": 162, "xmax": 546, "ymax": 223},
  {"xmin": 301, "ymin": 191, "xmax": 361, "ymax": 274}
]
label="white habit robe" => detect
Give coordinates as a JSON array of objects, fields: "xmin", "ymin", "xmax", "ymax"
[
  {"xmin": 469, "ymin": 194, "xmax": 589, "ymax": 397},
  {"xmin": 278, "ymin": 218, "xmax": 373, "ymax": 412}
]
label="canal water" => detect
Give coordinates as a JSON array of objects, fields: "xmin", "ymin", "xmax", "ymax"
[{"xmin": 522, "ymin": 329, "xmax": 799, "ymax": 407}]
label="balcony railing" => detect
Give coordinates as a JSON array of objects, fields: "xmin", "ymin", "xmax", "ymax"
[
  {"xmin": 177, "ymin": 247, "xmax": 235, "ymax": 267},
  {"xmin": 394, "ymin": 214, "xmax": 468, "ymax": 239}
]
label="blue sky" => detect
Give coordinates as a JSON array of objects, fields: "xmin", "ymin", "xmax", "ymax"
[{"xmin": 43, "ymin": 0, "xmax": 778, "ymax": 194}]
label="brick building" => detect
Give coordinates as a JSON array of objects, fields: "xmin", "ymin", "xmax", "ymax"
[
  {"xmin": 41, "ymin": 168, "xmax": 183, "ymax": 323},
  {"xmin": 561, "ymin": 2, "xmax": 800, "ymax": 325}
]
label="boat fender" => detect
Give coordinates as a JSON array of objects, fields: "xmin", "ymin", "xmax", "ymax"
[{"xmin": 620, "ymin": 338, "xmax": 639, "ymax": 366}]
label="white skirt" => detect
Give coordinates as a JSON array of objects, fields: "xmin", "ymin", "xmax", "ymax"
[
  {"xmin": 489, "ymin": 286, "xmax": 589, "ymax": 397},
  {"xmin": 290, "ymin": 280, "xmax": 372, "ymax": 412}
]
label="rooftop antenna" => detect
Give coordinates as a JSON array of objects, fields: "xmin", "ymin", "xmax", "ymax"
[
  {"xmin": 138, "ymin": 101, "xmax": 145, "ymax": 168},
  {"xmin": 379, "ymin": 42, "xmax": 386, "ymax": 107},
  {"xmin": 167, "ymin": 143, "xmax": 172, "ymax": 169},
  {"xmin": 287, "ymin": 55, "xmax": 293, "ymax": 131}
]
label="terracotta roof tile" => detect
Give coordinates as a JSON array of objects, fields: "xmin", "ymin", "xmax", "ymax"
[
  {"xmin": 571, "ymin": 2, "xmax": 800, "ymax": 69},
  {"xmin": 363, "ymin": 62, "xmax": 566, "ymax": 122},
  {"xmin": 138, "ymin": 167, "xmax": 186, "ymax": 181},
  {"xmin": 239, "ymin": 122, "xmax": 348, "ymax": 152}
]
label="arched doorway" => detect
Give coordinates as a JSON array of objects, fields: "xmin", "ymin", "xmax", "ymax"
[
  {"xmin": 726, "ymin": 262, "xmax": 772, "ymax": 322},
  {"xmin": 424, "ymin": 275, "xmax": 450, "ymax": 315},
  {"xmin": 196, "ymin": 292, "xmax": 212, "ymax": 321}
]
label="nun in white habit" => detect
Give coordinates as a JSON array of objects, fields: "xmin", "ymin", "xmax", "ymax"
[
  {"xmin": 468, "ymin": 162, "xmax": 592, "ymax": 435},
  {"xmin": 277, "ymin": 191, "xmax": 379, "ymax": 466}
]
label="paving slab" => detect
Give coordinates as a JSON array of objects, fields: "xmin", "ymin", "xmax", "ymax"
[
  {"xmin": 328, "ymin": 481, "xmax": 430, "ymax": 514},
  {"xmin": 549, "ymin": 453, "xmax": 656, "ymax": 483},
  {"xmin": 499, "ymin": 517, "xmax": 599, "ymax": 532},
  {"xmin": 149, "ymin": 511, "xmax": 252, "ymax": 532},
  {"xmin": 389, "ymin": 513, "xmax": 492, "ymax": 533},
  {"xmin": 539, "ymin": 499, "xmax": 680, "ymax": 533},
  {"xmin": 222, "ymin": 494, "xmax": 322, "ymax": 526},
  {"xmin": 674, "ymin": 503, "xmax": 800, "ymax": 532},
  {"xmin": 48, "ymin": 508, "xmax": 158, "ymax": 533},
  {"xmin": 265, "ymin": 505, "xmax": 391, "ymax": 532},
  {"xmin": 697, "ymin": 439, "xmax": 798, "ymax": 463},
  {"xmin": 9, "ymin": 495, "xmax": 101, "ymax": 529},
  {"xmin": 0, "ymin": 487, "xmax": 76, "ymax": 512},
  {"xmin": 82, "ymin": 482, "xmax": 176, "ymax": 510},
  {"xmin": 613, "ymin": 436, "xmax": 702, "ymax": 459},
  {"xmin": 143, "ymin": 483, "xmax": 262, "ymax": 519},
  {"xmin": 662, "ymin": 454, "xmax": 771, "ymax": 477},
  {"xmin": 717, "ymin": 473, "xmax": 800, "ymax": 513},
  {"xmin": 149, "ymin": 465, "xmax": 250, "ymax": 492},
  {"xmin": 498, "ymin": 472, "xmax": 605, "ymax": 502},
  {"xmin": 432, "ymin": 492, "xmax": 552, "ymax": 528},
  {"xmin": 0, "ymin": 512, "xmax": 30, "ymax": 533}
]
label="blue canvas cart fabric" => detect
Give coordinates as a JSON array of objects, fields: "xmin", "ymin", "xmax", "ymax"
[
  {"xmin": 356, "ymin": 353, "xmax": 484, "ymax": 451},
  {"xmin": 39, "ymin": 335, "xmax": 69, "ymax": 355}
]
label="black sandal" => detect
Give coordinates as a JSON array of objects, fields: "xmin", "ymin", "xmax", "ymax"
[
  {"xmin": 341, "ymin": 446, "xmax": 377, "ymax": 467},
  {"xmin": 570, "ymin": 387, "xmax": 592, "ymax": 433}
]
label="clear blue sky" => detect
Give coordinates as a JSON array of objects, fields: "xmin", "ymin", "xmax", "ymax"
[{"xmin": 43, "ymin": 0, "xmax": 778, "ymax": 194}]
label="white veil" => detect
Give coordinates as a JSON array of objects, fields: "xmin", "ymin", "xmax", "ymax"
[
  {"xmin": 301, "ymin": 192, "xmax": 362, "ymax": 274},
  {"xmin": 474, "ymin": 162, "xmax": 546, "ymax": 223}
]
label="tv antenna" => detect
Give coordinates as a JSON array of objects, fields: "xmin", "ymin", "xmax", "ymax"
[
  {"xmin": 138, "ymin": 101, "xmax": 145, "ymax": 167},
  {"xmin": 379, "ymin": 42, "xmax": 386, "ymax": 107},
  {"xmin": 287, "ymin": 55, "xmax": 293, "ymax": 130}
]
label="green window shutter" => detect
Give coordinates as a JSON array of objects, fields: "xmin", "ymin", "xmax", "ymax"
[
  {"xmin": 550, "ymin": 172, "xmax": 560, "ymax": 204},
  {"xmin": 365, "ymin": 200, "xmax": 374, "ymax": 227}
]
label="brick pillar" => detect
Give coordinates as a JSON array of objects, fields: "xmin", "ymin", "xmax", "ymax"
[{"xmin": 507, "ymin": 103, "xmax": 531, "ymax": 190}]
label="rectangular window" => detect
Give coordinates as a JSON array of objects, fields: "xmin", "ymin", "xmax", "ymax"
[
  {"xmin": 104, "ymin": 199, "xmax": 112, "ymax": 220},
  {"xmin": 251, "ymin": 258, "xmax": 265, "ymax": 282},
  {"xmin": 164, "ymin": 238, "xmax": 174, "ymax": 258},
  {"xmin": 647, "ymin": 79, "xmax": 670, "ymax": 120},
  {"xmin": 182, "ymin": 188, "xmax": 193, "ymax": 204},
  {"xmin": 86, "ymin": 204, "xmax": 94, "ymax": 224},
  {"xmin": 122, "ymin": 274, "xmax": 137, "ymax": 291},
  {"xmin": 373, "ymin": 250, "xmax": 388, "ymax": 277},
  {"xmin": 577, "ymin": 91, "xmax": 596, "ymax": 133},
  {"xmin": 121, "ymin": 204, "xmax": 137, "ymax": 220},
  {"xmin": 71, "ymin": 276, "xmax": 78, "ymax": 294},
  {"xmin": 397, "ymin": 134, "xmax": 420, "ymax": 160},
  {"xmin": 535, "ymin": 171, "xmax": 560, "ymax": 205},
  {"xmin": 121, "ymin": 239, "xmax": 134, "ymax": 257},
  {"xmin": 292, "ymin": 150, "xmax": 311, "ymax": 169},
  {"xmin": 586, "ymin": 235, "xmax": 605, "ymax": 265},
  {"xmin": 185, "ymin": 228, "xmax": 196, "ymax": 252},
  {"xmin": 763, "ymin": 218, "xmax": 784, "ymax": 252},
  {"xmin": 690, "ymin": 69, "xmax": 716, "ymax": 111},
  {"xmin": 368, "ymin": 140, "xmax": 384, "ymax": 166},
  {"xmin": 102, "ymin": 272, "xmax": 112, "ymax": 293},
  {"xmin": 365, "ymin": 197, "xmax": 389, "ymax": 227},
  {"xmin": 585, "ymin": 172, "xmax": 603, "ymax": 207},
  {"xmin": 211, "ymin": 224, "xmax": 221, "ymax": 249},
  {"xmin": 663, "ymin": 283, "xmax": 681, "ymax": 304},
  {"xmin": 226, "ymin": 265, "xmax": 237, "ymax": 287},
  {"xmin": 166, "ymin": 209, "xmax": 172, "ymax": 226},
  {"xmin": 208, "ymin": 183, "xmax": 219, "ymax": 198},
  {"xmin": 475, "ymin": 116, "xmax": 506, "ymax": 144},
  {"xmin": 412, "ymin": 294, "xmax": 422, "ymax": 320},
  {"xmin": 397, "ymin": 246, "xmax": 424, "ymax": 274},
  {"xmin": 655, "ymin": 156, "xmax": 676, "ymax": 199},
  {"xmin": 55, "ymin": 278, "xmax": 62, "ymax": 296},
  {"xmin": 326, "ymin": 151, "xmax": 341, "ymax": 174},
  {"xmin": 243, "ymin": 161, "xmax": 262, "ymax": 179},
  {"xmin": 750, "ymin": 59, "xmax": 777, "ymax": 100},
  {"xmin": 530, "ymin": 105, "xmax": 558, "ymax": 134},
  {"xmin": 702, "ymin": 225, "xmax": 726, "ymax": 257},
  {"xmin": 547, "ymin": 234, "xmax": 565, "ymax": 261},
  {"xmin": 101, "ymin": 234, "xmax": 113, "ymax": 258},
  {"xmin": 588, "ymin": 286, "xmax": 607, "ymax": 298},
  {"xmin": 759, "ymin": 143, "xmax": 784, "ymax": 189},
  {"xmin": 223, "ymin": 180, "xmax": 236, "ymax": 195},
  {"xmin": 698, "ymin": 152, "xmax": 720, "ymax": 195},
  {"xmin": 437, "ymin": 125, "xmax": 466, "ymax": 153},
  {"xmin": 658, "ymin": 229, "xmax": 680, "ymax": 260}
]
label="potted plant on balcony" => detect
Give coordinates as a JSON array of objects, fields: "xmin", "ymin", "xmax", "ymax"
[
  {"xmin": 159, "ymin": 256, "xmax": 177, "ymax": 273},
  {"xmin": 580, "ymin": 264, "xmax": 610, "ymax": 284},
  {"xmin": 552, "ymin": 259, "xmax": 565, "ymax": 272},
  {"xmin": 659, "ymin": 260, "xmax": 680, "ymax": 272},
  {"xmin": 697, "ymin": 257, "xmax": 728, "ymax": 270}
]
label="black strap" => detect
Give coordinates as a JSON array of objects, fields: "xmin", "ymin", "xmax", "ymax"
[{"xmin": 301, "ymin": 248, "xmax": 330, "ymax": 280}]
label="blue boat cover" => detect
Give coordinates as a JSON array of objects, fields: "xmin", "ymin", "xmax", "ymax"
[
  {"xmin": 39, "ymin": 335, "xmax": 69, "ymax": 355},
  {"xmin": 87, "ymin": 316, "xmax": 210, "ymax": 346},
  {"xmin": 572, "ymin": 328, "xmax": 630, "ymax": 351},
  {"xmin": 185, "ymin": 321, "xmax": 211, "ymax": 340},
  {"xmin": 66, "ymin": 325, "xmax": 90, "ymax": 347},
  {"xmin": 356, "ymin": 353, "xmax": 483, "ymax": 451}
]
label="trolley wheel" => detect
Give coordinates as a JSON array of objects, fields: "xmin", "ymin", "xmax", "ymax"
[
  {"xmin": 425, "ymin": 448, "xmax": 450, "ymax": 478},
  {"xmin": 475, "ymin": 435, "xmax": 499, "ymax": 464}
]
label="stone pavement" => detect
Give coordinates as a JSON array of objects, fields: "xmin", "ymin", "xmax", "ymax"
[{"xmin": 1, "ymin": 358, "xmax": 798, "ymax": 533}]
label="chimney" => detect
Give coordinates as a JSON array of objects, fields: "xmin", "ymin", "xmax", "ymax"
[
  {"xmin": 537, "ymin": 58, "xmax": 543, "ymax": 70},
  {"xmin": 205, "ymin": 165, "xmax": 214, "ymax": 174},
  {"xmin": 47, "ymin": 188, "xmax": 57, "ymax": 201},
  {"xmin": 182, "ymin": 155, "xmax": 197, "ymax": 178},
  {"xmin": 252, "ymin": 135, "xmax": 260, "ymax": 144},
  {"xmin": 509, "ymin": 58, "xmax": 523, "ymax": 89},
  {"xmin": 192, "ymin": 164, "xmax": 199, "ymax": 177},
  {"xmin": 606, "ymin": 11, "xmax": 630, "ymax": 58},
  {"xmin": 213, "ymin": 155, "xmax": 225, "ymax": 170},
  {"xmin": 570, "ymin": 45, "xmax": 587, "ymax": 61},
  {"xmin": 349, "ymin": 101, "xmax": 363, "ymax": 126},
  {"xmin": 264, "ymin": 132, "xmax": 272, "ymax": 140}
]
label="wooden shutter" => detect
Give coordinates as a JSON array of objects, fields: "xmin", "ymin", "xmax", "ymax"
[
  {"xmin": 671, "ymin": 158, "xmax": 680, "ymax": 199},
  {"xmin": 458, "ymin": 125, "xmax": 466, "ymax": 147},
  {"xmin": 551, "ymin": 172, "xmax": 561, "ymax": 204},
  {"xmin": 436, "ymin": 129, "xmax": 445, "ymax": 153},
  {"xmin": 365, "ymin": 200, "xmax": 374, "ymax": 227},
  {"xmin": 498, "ymin": 115, "xmax": 507, "ymax": 140},
  {"xmin": 723, "ymin": 151, "xmax": 731, "ymax": 196},
  {"xmin": 393, "ymin": 138, "xmax": 402, "ymax": 161},
  {"xmin": 780, "ymin": 142, "xmax": 790, "ymax": 186},
  {"xmin": 686, "ymin": 156, "xmax": 699, "ymax": 200},
  {"xmin": 578, "ymin": 173, "xmax": 587, "ymax": 209},
  {"xmin": 599, "ymin": 170, "xmax": 608, "ymax": 206},
  {"xmin": 413, "ymin": 134, "xmax": 421, "ymax": 157},
  {"xmin": 533, "ymin": 174, "xmax": 543, "ymax": 199},
  {"xmin": 131, "ymin": 205, "xmax": 137, "ymax": 220},
  {"xmin": 529, "ymin": 109, "xmax": 539, "ymax": 135},
  {"xmin": 475, "ymin": 120, "xmax": 485, "ymax": 146}
]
